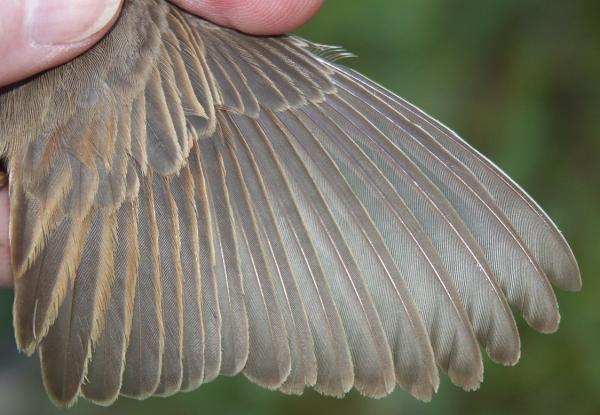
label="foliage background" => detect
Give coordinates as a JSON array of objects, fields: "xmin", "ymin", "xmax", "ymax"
[{"xmin": 1, "ymin": 0, "xmax": 598, "ymax": 413}]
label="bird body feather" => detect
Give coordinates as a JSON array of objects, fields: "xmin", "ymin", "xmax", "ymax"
[{"xmin": 0, "ymin": 0, "xmax": 580, "ymax": 406}]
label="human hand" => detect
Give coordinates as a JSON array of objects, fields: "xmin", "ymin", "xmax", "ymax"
[{"xmin": 0, "ymin": 0, "xmax": 324, "ymax": 288}]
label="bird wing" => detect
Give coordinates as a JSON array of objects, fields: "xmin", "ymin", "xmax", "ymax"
[{"xmin": 4, "ymin": 0, "xmax": 580, "ymax": 407}]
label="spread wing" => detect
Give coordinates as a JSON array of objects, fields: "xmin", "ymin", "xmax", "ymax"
[{"xmin": 3, "ymin": 0, "xmax": 580, "ymax": 407}]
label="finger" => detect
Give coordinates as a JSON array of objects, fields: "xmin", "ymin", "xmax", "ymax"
[
  {"xmin": 0, "ymin": 0, "xmax": 123, "ymax": 87},
  {"xmin": 0, "ymin": 186, "xmax": 11, "ymax": 288},
  {"xmin": 172, "ymin": 0, "xmax": 324, "ymax": 35}
]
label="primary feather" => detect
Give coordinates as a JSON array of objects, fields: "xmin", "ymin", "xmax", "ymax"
[{"xmin": 0, "ymin": 0, "xmax": 580, "ymax": 406}]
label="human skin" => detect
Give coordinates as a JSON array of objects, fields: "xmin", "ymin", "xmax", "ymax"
[{"xmin": 0, "ymin": 0, "xmax": 324, "ymax": 287}]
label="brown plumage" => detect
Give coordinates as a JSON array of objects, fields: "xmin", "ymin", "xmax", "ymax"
[{"xmin": 0, "ymin": 0, "xmax": 581, "ymax": 407}]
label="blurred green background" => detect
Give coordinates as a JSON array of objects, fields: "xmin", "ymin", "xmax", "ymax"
[{"xmin": 1, "ymin": 0, "xmax": 599, "ymax": 414}]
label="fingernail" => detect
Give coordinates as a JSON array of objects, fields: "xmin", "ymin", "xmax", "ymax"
[{"xmin": 27, "ymin": 0, "xmax": 121, "ymax": 46}]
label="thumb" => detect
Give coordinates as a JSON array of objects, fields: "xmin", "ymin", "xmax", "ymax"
[{"xmin": 0, "ymin": 0, "xmax": 122, "ymax": 87}]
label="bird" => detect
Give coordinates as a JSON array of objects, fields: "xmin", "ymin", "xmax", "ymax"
[{"xmin": 0, "ymin": 0, "xmax": 581, "ymax": 407}]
